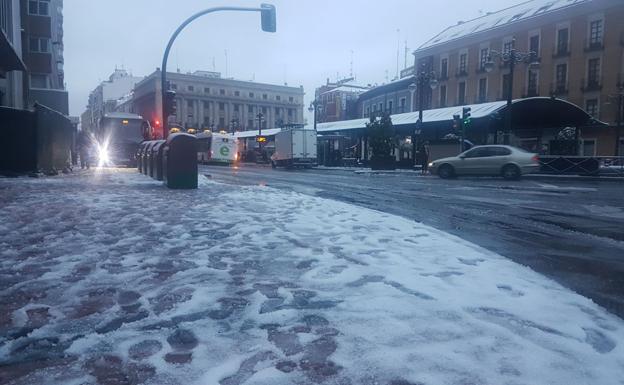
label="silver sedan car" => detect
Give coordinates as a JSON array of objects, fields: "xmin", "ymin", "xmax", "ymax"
[{"xmin": 428, "ymin": 145, "xmax": 540, "ymax": 180}]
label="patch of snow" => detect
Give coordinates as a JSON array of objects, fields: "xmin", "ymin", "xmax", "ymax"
[{"xmin": 0, "ymin": 169, "xmax": 623, "ymax": 385}]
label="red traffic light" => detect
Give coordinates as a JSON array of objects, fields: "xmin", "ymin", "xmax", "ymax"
[{"xmin": 155, "ymin": 120, "xmax": 161, "ymax": 127}]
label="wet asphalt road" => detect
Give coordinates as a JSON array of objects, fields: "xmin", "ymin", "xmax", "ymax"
[{"xmin": 201, "ymin": 165, "xmax": 624, "ymax": 319}]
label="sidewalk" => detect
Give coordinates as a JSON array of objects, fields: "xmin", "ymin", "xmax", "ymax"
[{"xmin": 1, "ymin": 169, "xmax": 623, "ymax": 384}]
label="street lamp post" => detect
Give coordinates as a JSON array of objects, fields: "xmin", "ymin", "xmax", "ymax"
[
  {"xmin": 257, "ymin": 112, "xmax": 264, "ymax": 161},
  {"xmin": 410, "ymin": 64, "xmax": 438, "ymax": 168},
  {"xmin": 485, "ymin": 38, "xmax": 540, "ymax": 144},
  {"xmin": 308, "ymin": 100, "xmax": 320, "ymax": 131},
  {"xmin": 160, "ymin": 4, "xmax": 276, "ymax": 138}
]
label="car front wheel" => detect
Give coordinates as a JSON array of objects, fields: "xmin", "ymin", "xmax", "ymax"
[
  {"xmin": 502, "ymin": 164, "xmax": 521, "ymax": 180},
  {"xmin": 438, "ymin": 164, "xmax": 455, "ymax": 179}
]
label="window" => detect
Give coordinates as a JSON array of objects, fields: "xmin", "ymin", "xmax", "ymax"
[
  {"xmin": 30, "ymin": 73, "xmax": 48, "ymax": 88},
  {"xmin": 247, "ymin": 119, "xmax": 254, "ymax": 128},
  {"xmin": 388, "ymin": 101, "xmax": 393, "ymax": 113},
  {"xmin": 29, "ymin": 37, "xmax": 50, "ymax": 53},
  {"xmin": 557, "ymin": 28, "xmax": 569, "ymax": 54},
  {"xmin": 220, "ymin": 89, "xmax": 226, "ymax": 95},
  {"xmin": 478, "ymin": 78, "xmax": 487, "ymax": 102},
  {"xmin": 289, "ymin": 96, "xmax": 294, "ymax": 103},
  {"xmin": 249, "ymin": 92, "xmax": 255, "ymax": 98},
  {"xmin": 503, "ymin": 39, "xmax": 514, "ymax": 54},
  {"xmin": 529, "ymin": 34, "xmax": 540, "ymax": 58},
  {"xmin": 589, "ymin": 19, "xmax": 603, "ymax": 46},
  {"xmin": 555, "ymin": 64, "xmax": 567, "ymax": 92},
  {"xmin": 203, "ymin": 101, "xmax": 210, "ymax": 109},
  {"xmin": 479, "ymin": 48, "xmax": 488, "ymax": 70},
  {"xmin": 365, "ymin": 106, "xmax": 371, "ymax": 117},
  {"xmin": 582, "ymin": 139, "xmax": 596, "ymax": 156},
  {"xmin": 262, "ymin": 106, "xmax": 267, "ymax": 114},
  {"xmin": 459, "ymin": 53, "xmax": 467, "ymax": 75},
  {"xmin": 275, "ymin": 107, "xmax": 281, "ymax": 115},
  {"xmin": 458, "ymin": 82, "xmax": 466, "ymax": 105},
  {"xmin": 262, "ymin": 94, "xmax": 268, "ymax": 100},
  {"xmin": 587, "ymin": 58, "xmax": 600, "ymax": 87},
  {"xmin": 204, "ymin": 87, "xmax": 210, "ymax": 94},
  {"xmin": 378, "ymin": 102, "xmax": 383, "ymax": 112},
  {"xmin": 219, "ymin": 102, "xmax": 225, "ymax": 111},
  {"xmin": 439, "ymin": 85, "xmax": 447, "ymax": 107},
  {"xmin": 188, "ymin": 85, "xmax": 194, "ymax": 92},
  {"xmin": 234, "ymin": 104, "xmax": 240, "ymax": 112},
  {"xmin": 619, "ymin": 138, "xmax": 624, "ymax": 156},
  {"xmin": 585, "ymin": 99, "xmax": 599, "ymax": 117},
  {"xmin": 28, "ymin": 0, "xmax": 49, "ymax": 16},
  {"xmin": 171, "ymin": 83, "xmax": 178, "ymax": 90},
  {"xmin": 527, "ymin": 70, "xmax": 539, "ymax": 97},
  {"xmin": 440, "ymin": 58, "xmax": 448, "ymax": 78},
  {"xmin": 248, "ymin": 105, "xmax": 254, "ymax": 113},
  {"xmin": 288, "ymin": 109, "xmax": 293, "ymax": 117},
  {"xmin": 276, "ymin": 95, "xmax": 281, "ymax": 101},
  {"xmin": 219, "ymin": 117, "xmax": 225, "ymax": 128},
  {"xmin": 234, "ymin": 90, "xmax": 240, "ymax": 97},
  {"xmin": 186, "ymin": 99, "xmax": 193, "ymax": 109},
  {"xmin": 399, "ymin": 98, "xmax": 406, "ymax": 112}
]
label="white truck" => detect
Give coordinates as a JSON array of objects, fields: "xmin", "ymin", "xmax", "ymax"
[{"xmin": 271, "ymin": 127, "xmax": 317, "ymax": 169}]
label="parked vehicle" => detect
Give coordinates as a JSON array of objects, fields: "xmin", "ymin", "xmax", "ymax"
[
  {"xmin": 197, "ymin": 131, "xmax": 238, "ymax": 165},
  {"xmin": 428, "ymin": 145, "xmax": 539, "ymax": 180},
  {"xmin": 95, "ymin": 112, "xmax": 146, "ymax": 166},
  {"xmin": 271, "ymin": 127, "xmax": 317, "ymax": 168}
]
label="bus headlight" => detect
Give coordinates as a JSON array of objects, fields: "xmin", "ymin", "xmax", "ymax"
[{"xmin": 97, "ymin": 144, "xmax": 110, "ymax": 165}]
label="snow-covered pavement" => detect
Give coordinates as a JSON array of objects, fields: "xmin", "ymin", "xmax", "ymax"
[{"xmin": 0, "ymin": 169, "xmax": 623, "ymax": 385}]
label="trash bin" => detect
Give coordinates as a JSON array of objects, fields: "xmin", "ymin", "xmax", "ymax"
[
  {"xmin": 142, "ymin": 141, "xmax": 156, "ymax": 175},
  {"xmin": 146, "ymin": 141, "xmax": 159, "ymax": 177},
  {"xmin": 137, "ymin": 142, "xmax": 148, "ymax": 173},
  {"xmin": 151, "ymin": 140, "xmax": 166, "ymax": 181},
  {"xmin": 163, "ymin": 133, "xmax": 198, "ymax": 189}
]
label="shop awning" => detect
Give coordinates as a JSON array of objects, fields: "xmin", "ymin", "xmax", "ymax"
[{"xmin": 0, "ymin": 30, "xmax": 26, "ymax": 74}]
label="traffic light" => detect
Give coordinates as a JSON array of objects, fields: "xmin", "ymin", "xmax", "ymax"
[
  {"xmin": 452, "ymin": 114, "xmax": 461, "ymax": 132},
  {"xmin": 260, "ymin": 4, "xmax": 277, "ymax": 33},
  {"xmin": 164, "ymin": 90, "xmax": 177, "ymax": 118},
  {"xmin": 462, "ymin": 107, "xmax": 472, "ymax": 125}
]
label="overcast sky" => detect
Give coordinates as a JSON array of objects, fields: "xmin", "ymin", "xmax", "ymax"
[{"xmin": 64, "ymin": 0, "xmax": 519, "ymax": 118}]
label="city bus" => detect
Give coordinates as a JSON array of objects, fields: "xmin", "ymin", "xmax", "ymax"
[
  {"xmin": 96, "ymin": 112, "xmax": 147, "ymax": 166},
  {"xmin": 197, "ymin": 131, "xmax": 238, "ymax": 165}
]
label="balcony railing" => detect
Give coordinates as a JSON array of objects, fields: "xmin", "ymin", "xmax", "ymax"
[
  {"xmin": 550, "ymin": 82, "xmax": 569, "ymax": 96},
  {"xmin": 552, "ymin": 46, "xmax": 570, "ymax": 58},
  {"xmin": 584, "ymin": 39, "xmax": 604, "ymax": 52},
  {"xmin": 455, "ymin": 69, "xmax": 468, "ymax": 78},
  {"xmin": 581, "ymin": 77, "xmax": 603, "ymax": 93}
]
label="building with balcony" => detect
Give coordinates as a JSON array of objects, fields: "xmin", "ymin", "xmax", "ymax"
[
  {"xmin": 314, "ymin": 78, "xmax": 369, "ymax": 123},
  {"xmin": 0, "ymin": 0, "xmax": 26, "ymax": 108},
  {"xmin": 412, "ymin": 0, "xmax": 624, "ymax": 155},
  {"xmin": 81, "ymin": 68, "xmax": 142, "ymax": 132},
  {"xmin": 127, "ymin": 69, "xmax": 305, "ymax": 138}
]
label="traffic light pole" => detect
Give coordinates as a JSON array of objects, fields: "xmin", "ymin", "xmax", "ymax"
[{"xmin": 160, "ymin": 5, "xmax": 275, "ymax": 138}]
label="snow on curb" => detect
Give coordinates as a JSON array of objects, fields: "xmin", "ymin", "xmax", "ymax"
[{"xmin": 0, "ymin": 169, "xmax": 623, "ymax": 385}]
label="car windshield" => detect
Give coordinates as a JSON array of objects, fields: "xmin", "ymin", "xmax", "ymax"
[{"xmin": 2, "ymin": 1, "xmax": 623, "ymax": 384}]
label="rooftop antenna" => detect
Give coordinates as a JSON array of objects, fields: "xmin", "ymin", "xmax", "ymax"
[
  {"xmin": 224, "ymin": 50, "xmax": 228, "ymax": 78},
  {"xmin": 404, "ymin": 40, "xmax": 409, "ymax": 69},
  {"xmin": 350, "ymin": 50, "xmax": 354, "ymax": 78},
  {"xmin": 212, "ymin": 57, "xmax": 216, "ymax": 71},
  {"xmin": 396, "ymin": 29, "xmax": 400, "ymax": 79}
]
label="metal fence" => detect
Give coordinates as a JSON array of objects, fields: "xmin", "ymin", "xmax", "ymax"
[{"xmin": 538, "ymin": 156, "xmax": 624, "ymax": 177}]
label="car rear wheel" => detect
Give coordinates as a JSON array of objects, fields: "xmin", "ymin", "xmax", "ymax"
[
  {"xmin": 438, "ymin": 164, "xmax": 455, "ymax": 179},
  {"xmin": 502, "ymin": 164, "xmax": 521, "ymax": 180}
]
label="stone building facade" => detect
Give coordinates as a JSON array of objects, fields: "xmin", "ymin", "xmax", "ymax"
[
  {"xmin": 413, "ymin": 0, "xmax": 624, "ymax": 155},
  {"xmin": 128, "ymin": 70, "xmax": 304, "ymax": 138}
]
